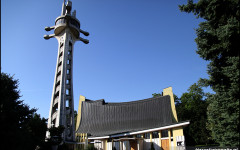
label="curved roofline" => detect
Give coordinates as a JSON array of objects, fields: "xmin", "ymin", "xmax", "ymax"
[
  {"xmin": 77, "ymin": 95, "xmax": 174, "ymax": 136},
  {"xmin": 84, "ymin": 95, "xmax": 170, "ymax": 106}
]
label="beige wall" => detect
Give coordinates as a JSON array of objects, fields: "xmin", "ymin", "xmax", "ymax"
[
  {"xmin": 163, "ymin": 87, "xmax": 178, "ymax": 122},
  {"xmin": 76, "ymin": 95, "xmax": 85, "ymax": 131},
  {"xmin": 172, "ymin": 127, "xmax": 184, "ymax": 147},
  {"xmin": 75, "ymin": 95, "xmax": 86, "ymax": 141}
]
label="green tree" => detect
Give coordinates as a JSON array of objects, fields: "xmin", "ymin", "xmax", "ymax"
[
  {"xmin": 179, "ymin": 0, "xmax": 239, "ymax": 146},
  {"xmin": 48, "ymin": 125, "xmax": 65, "ymax": 145},
  {"xmin": 152, "ymin": 93, "xmax": 162, "ymax": 97},
  {"xmin": 27, "ymin": 113, "xmax": 48, "ymax": 147},
  {"xmin": 176, "ymin": 83, "xmax": 211, "ymax": 146},
  {"xmin": 0, "ymin": 73, "xmax": 47, "ymax": 150},
  {"xmin": 152, "ymin": 93, "xmax": 181, "ymax": 104}
]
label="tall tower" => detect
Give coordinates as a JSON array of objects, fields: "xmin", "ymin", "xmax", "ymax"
[{"xmin": 44, "ymin": 0, "xmax": 89, "ymax": 142}]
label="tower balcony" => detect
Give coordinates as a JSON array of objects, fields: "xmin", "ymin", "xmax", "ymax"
[
  {"xmin": 56, "ymin": 76, "xmax": 61, "ymax": 83},
  {"xmin": 59, "ymin": 56, "xmax": 63, "ymax": 62},
  {"xmin": 57, "ymin": 70, "xmax": 61, "ymax": 77},
  {"xmin": 55, "ymin": 85, "xmax": 60, "ymax": 92},
  {"xmin": 52, "ymin": 111, "xmax": 58, "ymax": 120},
  {"xmin": 55, "ymin": 90, "xmax": 60, "ymax": 97},
  {"xmin": 58, "ymin": 66, "xmax": 62, "ymax": 72},
  {"xmin": 54, "ymin": 15, "xmax": 81, "ymax": 38},
  {"xmin": 53, "ymin": 96, "xmax": 59, "ymax": 106}
]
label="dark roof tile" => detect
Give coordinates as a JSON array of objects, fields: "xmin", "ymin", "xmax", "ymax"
[{"xmin": 76, "ymin": 95, "xmax": 174, "ymax": 136}]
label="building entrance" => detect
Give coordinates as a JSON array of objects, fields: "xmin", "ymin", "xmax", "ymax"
[
  {"xmin": 130, "ymin": 140, "xmax": 137, "ymax": 150},
  {"xmin": 161, "ymin": 139, "xmax": 169, "ymax": 150}
]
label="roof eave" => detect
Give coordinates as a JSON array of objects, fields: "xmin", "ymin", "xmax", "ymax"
[{"xmin": 88, "ymin": 121, "xmax": 190, "ymax": 140}]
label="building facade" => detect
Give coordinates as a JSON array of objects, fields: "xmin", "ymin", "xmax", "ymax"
[{"xmin": 76, "ymin": 87, "xmax": 189, "ymax": 150}]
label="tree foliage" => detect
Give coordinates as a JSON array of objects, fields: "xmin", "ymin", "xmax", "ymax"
[
  {"xmin": 179, "ymin": 0, "xmax": 239, "ymax": 146},
  {"xmin": 47, "ymin": 125, "xmax": 65, "ymax": 145},
  {"xmin": 176, "ymin": 83, "xmax": 212, "ymax": 146},
  {"xmin": 152, "ymin": 86, "xmax": 211, "ymax": 145},
  {"xmin": 152, "ymin": 93, "xmax": 162, "ymax": 97},
  {"xmin": 0, "ymin": 73, "xmax": 47, "ymax": 150}
]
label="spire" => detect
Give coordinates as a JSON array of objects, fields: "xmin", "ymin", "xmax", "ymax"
[
  {"xmin": 66, "ymin": 0, "xmax": 72, "ymax": 14},
  {"xmin": 61, "ymin": 0, "xmax": 66, "ymax": 15}
]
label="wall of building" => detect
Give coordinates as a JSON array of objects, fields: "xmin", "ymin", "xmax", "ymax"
[
  {"xmin": 92, "ymin": 126, "xmax": 185, "ymax": 150},
  {"xmin": 113, "ymin": 142, "xmax": 120, "ymax": 150},
  {"xmin": 143, "ymin": 138, "xmax": 151, "ymax": 150},
  {"xmin": 152, "ymin": 138, "xmax": 161, "ymax": 150},
  {"xmin": 77, "ymin": 86, "xmax": 186, "ymax": 150},
  {"xmin": 75, "ymin": 95, "xmax": 85, "ymax": 132},
  {"xmin": 172, "ymin": 127, "xmax": 184, "ymax": 147},
  {"xmin": 163, "ymin": 87, "xmax": 178, "ymax": 123}
]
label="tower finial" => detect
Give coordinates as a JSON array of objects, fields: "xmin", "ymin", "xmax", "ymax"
[
  {"xmin": 66, "ymin": 0, "xmax": 72, "ymax": 14},
  {"xmin": 61, "ymin": 0, "xmax": 66, "ymax": 15}
]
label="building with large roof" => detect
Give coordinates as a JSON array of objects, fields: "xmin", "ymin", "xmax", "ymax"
[{"xmin": 75, "ymin": 87, "xmax": 189, "ymax": 150}]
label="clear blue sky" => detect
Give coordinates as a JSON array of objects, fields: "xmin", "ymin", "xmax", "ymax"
[{"xmin": 2, "ymin": 0, "xmax": 210, "ymax": 118}]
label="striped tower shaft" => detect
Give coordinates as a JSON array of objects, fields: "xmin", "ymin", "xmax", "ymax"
[
  {"xmin": 44, "ymin": 0, "xmax": 89, "ymax": 142},
  {"xmin": 46, "ymin": 30, "xmax": 75, "ymax": 141}
]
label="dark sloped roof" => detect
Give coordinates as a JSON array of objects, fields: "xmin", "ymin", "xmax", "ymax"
[{"xmin": 76, "ymin": 95, "xmax": 174, "ymax": 137}]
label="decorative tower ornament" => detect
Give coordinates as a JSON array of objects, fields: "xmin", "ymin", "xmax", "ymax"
[{"xmin": 44, "ymin": 0, "xmax": 89, "ymax": 142}]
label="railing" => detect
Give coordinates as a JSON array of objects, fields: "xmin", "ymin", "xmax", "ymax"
[
  {"xmin": 55, "ymin": 85, "xmax": 60, "ymax": 93},
  {"xmin": 69, "ymin": 18, "xmax": 80, "ymax": 29},
  {"xmin": 55, "ymin": 18, "xmax": 66, "ymax": 26},
  {"xmin": 54, "ymin": 96, "xmax": 59, "ymax": 106},
  {"xmin": 58, "ymin": 66, "xmax": 62, "ymax": 72},
  {"xmin": 52, "ymin": 111, "xmax": 58, "ymax": 120},
  {"xmin": 59, "ymin": 56, "xmax": 63, "ymax": 62},
  {"xmin": 56, "ymin": 76, "xmax": 61, "ymax": 83}
]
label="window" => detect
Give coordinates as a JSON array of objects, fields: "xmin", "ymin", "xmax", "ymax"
[
  {"xmin": 66, "ymin": 100, "xmax": 69, "ymax": 107},
  {"xmin": 66, "ymin": 89, "xmax": 69, "ymax": 95},
  {"xmin": 144, "ymin": 133, "xmax": 150, "ymax": 139},
  {"xmin": 152, "ymin": 132, "xmax": 159, "ymax": 138},
  {"xmin": 161, "ymin": 130, "xmax": 168, "ymax": 138},
  {"xmin": 69, "ymin": 42, "xmax": 72, "ymax": 51},
  {"xmin": 136, "ymin": 134, "xmax": 142, "ymax": 138},
  {"xmin": 66, "ymin": 79, "xmax": 69, "ymax": 84}
]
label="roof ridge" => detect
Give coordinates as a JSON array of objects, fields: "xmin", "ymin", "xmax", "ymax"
[{"xmin": 84, "ymin": 95, "xmax": 170, "ymax": 106}]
